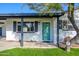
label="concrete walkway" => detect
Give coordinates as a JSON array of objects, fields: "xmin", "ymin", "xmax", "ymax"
[
  {"xmin": 0, "ymin": 40, "xmax": 57, "ymax": 51},
  {"xmin": 0, "ymin": 40, "xmax": 79, "ymax": 51}
]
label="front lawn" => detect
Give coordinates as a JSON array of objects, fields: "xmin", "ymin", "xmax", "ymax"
[{"xmin": 0, "ymin": 48, "xmax": 79, "ymax": 56}]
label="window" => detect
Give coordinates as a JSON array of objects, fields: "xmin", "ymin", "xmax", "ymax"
[
  {"xmin": 17, "ymin": 22, "xmax": 38, "ymax": 32},
  {"xmin": 62, "ymin": 20, "xmax": 74, "ymax": 31},
  {"xmin": 62, "ymin": 20, "xmax": 68, "ymax": 30},
  {"xmin": 67, "ymin": 24, "xmax": 74, "ymax": 31}
]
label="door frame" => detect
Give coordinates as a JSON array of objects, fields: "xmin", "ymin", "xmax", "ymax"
[{"xmin": 42, "ymin": 22, "xmax": 50, "ymax": 42}]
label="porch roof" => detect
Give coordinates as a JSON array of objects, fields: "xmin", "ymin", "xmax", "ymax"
[{"xmin": 0, "ymin": 13, "xmax": 64, "ymax": 18}]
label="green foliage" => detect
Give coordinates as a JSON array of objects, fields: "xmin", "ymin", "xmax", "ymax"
[{"xmin": 46, "ymin": 3, "xmax": 62, "ymax": 11}]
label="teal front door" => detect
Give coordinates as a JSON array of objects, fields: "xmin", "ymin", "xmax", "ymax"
[{"xmin": 42, "ymin": 22, "xmax": 50, "ymax": 42}]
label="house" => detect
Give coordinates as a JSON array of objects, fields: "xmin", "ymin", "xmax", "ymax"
[{"xmin": 0, "ymin": 13, "xmax": 64, "ymax": 46}]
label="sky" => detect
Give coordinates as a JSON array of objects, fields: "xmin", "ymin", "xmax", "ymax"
[
  {"xmin": 0, "ymin": 3, "xmax": 78, "ymax": 14},
  {"xmin": 0, "ymin": 3, "xmax": 37, "ymax": 13}
]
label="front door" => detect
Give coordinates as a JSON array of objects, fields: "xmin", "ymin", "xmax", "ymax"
[
  {"xmin": 42, "ymin": 22, "xmax": 50, "ymax": 42},
  {"xmin": 0, "ymin": 27, "xmax": 2, "ymax": 36}
]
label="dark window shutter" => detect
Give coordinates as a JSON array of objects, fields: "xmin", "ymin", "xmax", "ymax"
[
  {"xmin": 35, "ymin": 21, "xmax": 38, "ymax": 32},
  {"xmin": 13, "ymin": 21, "xmax": 16, "ymax": 32}
]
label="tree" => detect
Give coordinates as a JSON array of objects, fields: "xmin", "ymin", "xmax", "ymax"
[
  {"xmin": 27, "ymin": 3, "xmax": 79, "ymax": 44},
  {"xmin": 27, "ymin": 3, "xmax": 63, "ymax": 13},
  {"xmin": 68, "ymin": 3, "xmax": 79, "ymax": 43}
]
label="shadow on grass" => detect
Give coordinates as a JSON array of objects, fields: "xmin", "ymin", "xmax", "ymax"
[{"xmin": 59, "ymin": 47, "xmax": 65, "ymax": 51}]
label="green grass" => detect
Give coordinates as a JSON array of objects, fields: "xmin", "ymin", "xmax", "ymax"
[{"xmin": 0, "ymin": 48, "xmax": 79, "ymax": 56}]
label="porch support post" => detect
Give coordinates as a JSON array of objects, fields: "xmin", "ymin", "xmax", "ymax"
[
  {"xmin": 20, "ymin": 17, "xmax": 23, "ymax": 47},
  {"xmin": 57, "ymin": 17, "xmax": 60, "ymax": 47}
]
